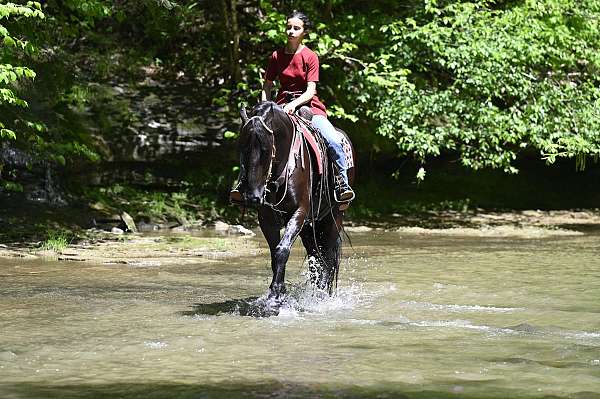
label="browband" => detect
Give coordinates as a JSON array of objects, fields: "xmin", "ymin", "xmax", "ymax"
[{"xmin": 242, "ymin": 115, "xmax": 274, "ymax": 134}]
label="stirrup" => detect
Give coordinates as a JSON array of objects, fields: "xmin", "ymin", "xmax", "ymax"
[{"xmin": 334, "ymin": 187, "xmax": 355, "ymax": 203}]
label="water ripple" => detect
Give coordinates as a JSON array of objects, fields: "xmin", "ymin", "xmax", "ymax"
[{"xmin": 399, "ymin": 300, "xmax": 524, "ymax": 313}]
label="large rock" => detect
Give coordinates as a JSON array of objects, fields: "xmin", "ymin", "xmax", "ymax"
[
  {"xmin": 213, "ymin": 221, "xmax": 255, "ymax": 236},
  {"xmin": 227, "ymin": 224, "xmax": 255, "ymax": 236},
  {"xmin": 137, "ymin": 221, "xmax": 160, "ymax": 232},
  {"xmin": 214, "ymin": 221, "xmax": 230, "ymax": 232},
  {"xmin": 120, "ymin": 212, "xmax": 138, "ymax": 233}
]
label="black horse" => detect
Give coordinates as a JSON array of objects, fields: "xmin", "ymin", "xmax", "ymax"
[{"xmin": 237, "ymin": 101, "xmax": 355, "ymax": 299}]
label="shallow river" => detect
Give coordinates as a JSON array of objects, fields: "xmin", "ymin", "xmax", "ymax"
[{"xmin": 1, "ymin": 231, "xmax": 599, "ymax": 398}]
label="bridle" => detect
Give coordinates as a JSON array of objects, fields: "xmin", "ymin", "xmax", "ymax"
[
  {"xmin": 242, "ymin": 115, "xmax": 273, "ymax": 135},
  {"xmin": 241, "ymin": 115, "xmax": 277, "ymax": 204},
  {"xmin": 241, "ymin": 112, "xmax": 307, "ymax": 211}
]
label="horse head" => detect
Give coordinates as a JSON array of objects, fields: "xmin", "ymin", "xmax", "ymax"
[{"xmin": 238, "ymin": 101, "xmax": 289, "ymax": 207}]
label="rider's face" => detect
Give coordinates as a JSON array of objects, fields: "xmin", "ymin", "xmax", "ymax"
[{"xmin": 286, "ymin": 18, "xmax": 305, "ymax": 41}]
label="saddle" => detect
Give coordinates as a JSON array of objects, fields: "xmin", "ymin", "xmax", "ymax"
[
  {"xmin": 267, "ymin": 106, "xmax": 325, "ymax": 196},
  {"xmin": 289, "ymin": 110, "xmax": 324, "ymax": 175},
  {"xmin": 290, "ymin": 106, "xmax": 354, "ymax": 172},
  {"xmin": 268, "ymin": 103, "xmax": 354, "ymax": 214}
]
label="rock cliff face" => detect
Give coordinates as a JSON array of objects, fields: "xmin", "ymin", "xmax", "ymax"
[
  {"xmin": 0, "ymin": 145, "xmax": 66, "ymax": 205},
  {"xmin": 81, "ymin": 78, "xmax": 242, "ymax": 193},
  {"xmin": 101, "ymin": 78, "xmax": 238, "ymax": 162},
  {"xmin": 2, "ymin": 75, "xmax": 242, "ymax": 205}
]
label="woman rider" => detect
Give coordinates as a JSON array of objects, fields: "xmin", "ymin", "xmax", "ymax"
[{"xmin": 230, "ymin": 10, "xmax": 355, "ymax": 203}]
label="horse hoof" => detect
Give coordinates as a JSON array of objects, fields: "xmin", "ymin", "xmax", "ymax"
[
  {"xmin": 268, "ymin": 285, "xmax": 287, "ymax": 301},
  {"xmin": 264, "ymin": 294, "xmax": 285, "ymax": 313},
  {"xmin": 268, "ymin": 291, "xmax": 285, "ymax": 301}
]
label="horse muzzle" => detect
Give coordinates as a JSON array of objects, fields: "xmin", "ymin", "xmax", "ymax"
[
  {"xmin": 242, "ymin": 190, "xmax": 265, "ymax": 207},
  {"xmin": 245, "ymin": 196, "xmax": 263, "ymax": 207}
]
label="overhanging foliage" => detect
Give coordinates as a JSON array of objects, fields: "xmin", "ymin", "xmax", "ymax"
[
  {"xmin": 1, "ymin": 0, "xmax": 599, "ymax": 192},
  {"xmin": 368, "ymin": 0, "xmax": 600, "ymax": 176}
]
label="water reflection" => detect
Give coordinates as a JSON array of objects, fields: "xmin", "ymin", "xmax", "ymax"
[
  {"xmin": 179, "ymin": 296, "xmax": 280, "ymax": 318},
  {"xmin": 0, "ymin": 380, "xmax": 531, "ymax": 399}
]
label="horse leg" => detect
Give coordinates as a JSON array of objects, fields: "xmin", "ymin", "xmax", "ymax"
[
  {"xmin": 315, "ymin": 213, "xmax": 344, "ymax": 294},
  {"xmin": 258, "ymin": 208, "xmax": 281, "ymax": 277},
  {"xmin": 299, "ymin": 224, "xmax": 320, "ymax": 285},
  {"xmin": 269, "ymin": 208, "xmax": 307, "ymax": 299}
]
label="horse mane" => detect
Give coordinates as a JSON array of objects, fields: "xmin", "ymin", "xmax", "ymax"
[{"xmin": 249, "ymin": 101, "xmax": 289, "ymax": 128}]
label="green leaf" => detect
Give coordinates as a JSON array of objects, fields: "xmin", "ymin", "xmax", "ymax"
[
  {"xmin": 0, "ymin": 181, "xmax": 23, "ymax": 192},
  {"xmin": 224, "ymin": 131, "xmax": 238, "ymax": 139},
  {"xmin": 3, "ymin": 36, "xmax": 15, "ymax": 46},
  {"xmin": 0, "ymin": 128, "xmax": 17, "ymax": 140}
]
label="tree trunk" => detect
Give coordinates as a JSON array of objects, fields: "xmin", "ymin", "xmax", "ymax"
[
  {"xmin": 229, "ymin": 0, "xmax": 242, "ymax": 83},
  {"xmin": 220, "ymin": 0, "xmax": 241, "ymax": 86},
  {"xmin": 220, "ymin": 0, "xmax": 233, "ymax": 83},
  {"xmin": 325, "ymin": 0, "xmax": 333, "ymax": 19}
]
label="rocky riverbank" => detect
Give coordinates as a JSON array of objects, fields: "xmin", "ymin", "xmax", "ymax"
[
  {"xmin": 1, "ymin": 209, "xmax": 599, "ymax": 265},
  {"xmin": 0, "ymin": 232, "xmax": 261, "ymax": 266}
]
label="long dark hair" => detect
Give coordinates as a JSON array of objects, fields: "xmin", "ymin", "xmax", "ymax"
[{"xmin": 287, "ymin": 10, "xmax": 312, "ymax": 32}]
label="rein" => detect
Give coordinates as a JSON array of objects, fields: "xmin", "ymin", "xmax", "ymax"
[
  {"xmin": 242, "ymin": 115, "xmax": 278, "ymax": 207},
  {"xmin": 264, "ymin": 113, "xmax": 318, "ymax": 213}
]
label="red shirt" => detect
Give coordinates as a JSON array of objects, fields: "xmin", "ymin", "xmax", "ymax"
[{"xmin": 264, "ymin": 46, "xmax": 327, "ymax": 117}]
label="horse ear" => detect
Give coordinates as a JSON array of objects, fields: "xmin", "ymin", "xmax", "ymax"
[
  {"xmin": 240, "ymin": 107, "xmax": 249, "ymax": 124},
  {"xmin": 269, "ymin": 103, "xmax": 275, "ymax": 119}
]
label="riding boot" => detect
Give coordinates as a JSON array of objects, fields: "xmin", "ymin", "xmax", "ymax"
[
  {"xmin": 334, "ymin": 171, "xmax": 355, "ymax": 203},
  {"xmin": 229, "ymin": 185, "xmax": 243, "ymax": 205},
  {"xmin": 229, "ymin": 171, "xmax": 244, "ymax": 205}
]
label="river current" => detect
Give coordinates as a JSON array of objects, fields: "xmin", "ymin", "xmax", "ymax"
[{"xmin": 1, "ymin": 231, "xmax": 599, "ymax": 398}]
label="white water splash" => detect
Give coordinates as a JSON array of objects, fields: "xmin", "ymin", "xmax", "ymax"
[
  {"xmin": 246, "ymin": 278, "xmax": 388, "ymax": 320},
  {"xmin": 410, "ymin": 319, "xmax": 515, "ymax": 334},
  {"xmin": 144, "ymin": 341, "xmax": 168, "ymax": 349},
  {"xmin": 563, "ymin": 331, "xmax": 600, "ymax": 340}
]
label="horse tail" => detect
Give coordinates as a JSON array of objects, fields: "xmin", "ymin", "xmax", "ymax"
[
  {"xmin": 341, "ymin": 224, "xmax": 353, "ymax": 249},
  {"xmin": 300, "ymin": 117, "xmax": 348, "ymax": 295},
  {"xmin": 304, "ymin": 127, "xmax": 338, "ymax": 293}
]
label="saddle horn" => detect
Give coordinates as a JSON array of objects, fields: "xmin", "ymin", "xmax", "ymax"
[{"xmin": 240, "ymin": 107, "xmax": 249, "ymax": 124}]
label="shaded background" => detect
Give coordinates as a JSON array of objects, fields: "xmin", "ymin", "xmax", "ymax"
[{"xmin": 1, "ymin": 0, "xmax": 599, "ymax": 236}]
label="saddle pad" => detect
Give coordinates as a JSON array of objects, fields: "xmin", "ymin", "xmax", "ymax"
[{"xmin": 341, "ymin": 135, "xmax": 354, "ymax": 169}]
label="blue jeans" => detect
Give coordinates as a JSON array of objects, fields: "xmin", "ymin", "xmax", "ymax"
[{"xmin": 312, "ymin": 115, "xmax": 349, "ymax": 184}]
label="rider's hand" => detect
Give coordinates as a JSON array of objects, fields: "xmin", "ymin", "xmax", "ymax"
[{"xmin": 283, "ymin": 103, "xmax": 296, "ymax": 114}]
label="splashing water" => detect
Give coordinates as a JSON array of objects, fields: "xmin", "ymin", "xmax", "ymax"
[{"xmin": 232, "ymin": 270, "xmax": 384, "ymax": 319}]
